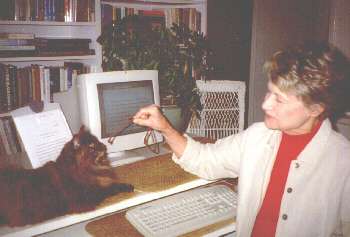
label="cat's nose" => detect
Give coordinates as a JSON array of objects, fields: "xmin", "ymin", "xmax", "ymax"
[{"xmin": 95, "ymin": 153, "xmax": 108, "ymax": 165}]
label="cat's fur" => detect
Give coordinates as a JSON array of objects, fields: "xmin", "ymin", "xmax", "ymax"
[{"xmin": 0, "ymin": 126, "xmax": 133, "ymax": 227}]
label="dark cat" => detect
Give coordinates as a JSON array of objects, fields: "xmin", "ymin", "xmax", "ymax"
[{"xmin": 0, "ymin": 126, "xmax": 134, "ymax": 227}]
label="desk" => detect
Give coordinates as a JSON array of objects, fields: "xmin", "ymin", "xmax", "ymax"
[
  {"xmin": 0, "ymin": 149, "xmax": 237, "ymax": 237},
  {"xmin": 40, "ymin": 179, "xmax": 236, "ymax": 237}
]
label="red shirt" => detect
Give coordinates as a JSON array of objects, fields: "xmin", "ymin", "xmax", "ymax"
[{"xmin": 251, "ymin": 122, "xmax": 321, "ymax": 237}]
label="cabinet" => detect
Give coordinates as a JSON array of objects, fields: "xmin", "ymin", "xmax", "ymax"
[{"xmin": 100, "ymin": 0, "xmax": 207, "ymax": 34}]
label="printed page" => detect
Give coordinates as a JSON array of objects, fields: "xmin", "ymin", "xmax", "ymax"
[{"xmin": 11, "ymin": 103, "xmax": 72, "ymax": 168}]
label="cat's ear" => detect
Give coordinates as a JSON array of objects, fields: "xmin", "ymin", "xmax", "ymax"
[
  {"xmin": 73, "ymin": 135, "xmax": 80, "ymax": 149},
  {"xmin": 79, "ymin": 125, "xmax": 86, "ymax": 134}
]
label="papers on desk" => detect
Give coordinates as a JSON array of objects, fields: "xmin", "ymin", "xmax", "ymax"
[{"xmin": 11, "ymin": 103, "xmax": 72, "ymax": 168}]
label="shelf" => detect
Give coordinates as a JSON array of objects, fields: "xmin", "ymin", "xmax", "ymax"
[
  {"xmin": 0, "ymin": 112, "xmax": 11, "ymax": 117},
  {"xmin": 338, "ymin": 114, "xmax": 350, "ymax": 125},
  {"xmin": 101, "ymin": 0, "xmax": 204, "ymax": 9},
  {"xmin": 0, "ymin": 55, "xmax": 96, "ymax": 62},
  {"xmin": 0, "ymin": 20, "xmax": 96, "ymax": 26}
]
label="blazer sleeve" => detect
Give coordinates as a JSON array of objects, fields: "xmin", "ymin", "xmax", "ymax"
[
  {"xmin": 171, "ymin": 122, "xmax": 271, "ymax": 181},
  {"xmin": 341, "ymin": 174, "xmax": 350, "ymax": 237}
]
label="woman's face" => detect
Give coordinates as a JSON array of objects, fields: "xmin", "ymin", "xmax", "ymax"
[{"xmin": 262, "ymin": 81, "xmax": 321, "ymax": 135}]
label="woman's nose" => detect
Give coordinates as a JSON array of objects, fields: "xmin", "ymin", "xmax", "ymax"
[{"xmin": 262, "ymin": 93, "xmax": 273, "ymax": 111}]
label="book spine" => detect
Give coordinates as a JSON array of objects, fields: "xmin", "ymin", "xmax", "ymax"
[
  {"xmin": 28, "ymin": 67, "xmax": 34, "ymax": 103},
  {"xmin": 32, "ymin": 64, "xmax": 42, "ymax": 102},
  {"xmin": 3, "ymin": 117, "xmax": 17, "ymax": 155},
  {"xmin": 44, "ymin": 0, "xmax": 49, "ymax": 21},
  {"xmin": 14, "ymin": 0, "xmax": 20, "ymax": 21},
  {"xmin": 55, "ymin": 0, "xmax": 64, "ymax": 21},
  {"xmin": 16, "ymin": 68, "xmax": 23, "ymax": 108},
  {"xmin": 25, "ymin": 0, "xmax": 31, "ymax": 21},
  {"xmin": 88, "ymin": 0, "xmax": 95, "ymax": 22},
  {"xmin": 4, "ymin": 66, "xmax": 12, "ymax": 111},
  {"xmin": 0, "ymin": 0, "xmax": 14, "ymax": 20},
  {"xmin": 0, "ymin": 33, "xmax": 35, "ymax": 40},
  {"xmin": 37, "ymin": 65, "xmax": 44, "ymax": 102},
  {"xmin": 43, "ymin": 67, "xmax": 51, "ymax": 102},
  {"xmin": 0, "ymin": 45, "xmax": 36, "ymax": 50},
  {"xmin": 30, "ymin": 65, "xmax": 36, "ymax": 102},
  {"xmin": 37, "ymin": 0, "xmax": 45, "ymax": 21},
  {"xmin": 0, "ymin": 39, "xmax": 34, "ymax": 46},
  {"xmin": 50, "ymin": 0, "xmax": 55, "ymax": 21},
  {"xmin": 0, "ymin": 118, "xmax": 12, "ymax": 156},
  {"xmin": 9, "ymin": 65, "xmax": 18, "ymax": 110},
  {"xmin": 0, "ymin": 130, "xmax": 7, "ymax": 158},
  {"xmin": 0, "ymin": 64, "xmax": 6, "ymax": 113}
]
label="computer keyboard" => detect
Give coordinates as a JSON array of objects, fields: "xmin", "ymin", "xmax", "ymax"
[{"xmin": 125, "ymin": 184, "xmax": 237, "ymax": 237}]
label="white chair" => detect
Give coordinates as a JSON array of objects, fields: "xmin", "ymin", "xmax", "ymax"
[{"xmin": 186, "ymin": 80, "xmax": 246, "ymax": 140}]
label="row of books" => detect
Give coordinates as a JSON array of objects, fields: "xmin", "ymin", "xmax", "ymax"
[
  {"xmin": 0, "ymin": 33, "xmax": 94, "ymax": 58},
  {"xmin": 0, "ymin": 116, "xmax": 21, "ymax": 158},
  {"xmin": 0, "ymin": 62, "xmax": 90, "ymax": 113},
  {"xmin": 0, "ymin": 0, "xmax": 95, "ymax": 22},
  {"xmin": 101, "ymin": 4, "xmax": 202, "ymax": 32}
]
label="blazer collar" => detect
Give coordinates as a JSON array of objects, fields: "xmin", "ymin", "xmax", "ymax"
[
  {"xmin": 295, "ymin": 119, "xmax": 331, "ymax": 164},
  {"xmin": 265, "ymin": 119, "xmax": 332, "ymax": 165}
]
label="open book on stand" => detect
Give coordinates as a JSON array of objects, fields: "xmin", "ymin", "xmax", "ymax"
[{"xmin": 10, "ymin": 103, "xmax": 72, "ymax": 168}]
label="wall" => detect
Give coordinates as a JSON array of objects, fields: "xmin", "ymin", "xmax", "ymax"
[
  {"xmin": 328, "ymin": 0, "xmax": 350, "ymax": 139},
  {"xmin": 207, "ymin": 0, "xmax": 252, "ymax": 82},
  {"xmin": 248, "ymin": 0, "xmax": 330, "ymax": 125},
  {"xmin": 328, "ymin": 0, "xmax": 350, "ymax": 57}
]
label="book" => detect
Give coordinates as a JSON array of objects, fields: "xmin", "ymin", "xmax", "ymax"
[
  {"xmin": 0, "ymin": 0, "xmax": 15, "ymax": 20},
  {"xmin": 0, "ymin": 32, "xmax": 35, "ymax": 40},
  {"xmin": 0, "ymin": 118, "xmax": 12, "ymax": 156},
  {"xmin": 0, "ymin": 45, "xmax": 35, "ymax": 51},
  {"xmin": 34, "ymin": 38, "xmax": 92, "ymax": 54},
  {"xmin": 0, "ymin": 39, "xmax": 34, "ymax": 46},
  {"xmin": 10, "ymin": 102, "xmax": 72, "ymax": 168}
]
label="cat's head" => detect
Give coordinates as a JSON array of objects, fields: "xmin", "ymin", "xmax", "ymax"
[{"xmin": 57, "ymin": 126, "xmax": 111, "ymax": 170}]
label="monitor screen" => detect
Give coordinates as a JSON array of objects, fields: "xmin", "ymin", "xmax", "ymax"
[{"xmin": 98, "ymin": 80, "xmax": 154, "ymax": 138}]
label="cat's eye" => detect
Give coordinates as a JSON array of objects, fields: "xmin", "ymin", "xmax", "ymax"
[{"xmin": 89, "ymin": 143, "xmax": 95, "ymax": 151}]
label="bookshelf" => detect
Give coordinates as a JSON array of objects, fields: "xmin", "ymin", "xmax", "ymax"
[
  {"xmin": 0, "ymin": 1, "xmax": 102, "ymax": 109},
  {"xmin": 0, "ymin": 0, "xmax": 101, "ymax": 167}
]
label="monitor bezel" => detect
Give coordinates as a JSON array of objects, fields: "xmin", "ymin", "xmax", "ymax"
[{"xmin": 77, "ymin": 70, "xmax": 162, "ymax": 155}]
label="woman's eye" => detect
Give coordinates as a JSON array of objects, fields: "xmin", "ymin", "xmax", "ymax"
[{"xmin": 276, "ymin": 97, "xmax": 287, "ymax": 104}]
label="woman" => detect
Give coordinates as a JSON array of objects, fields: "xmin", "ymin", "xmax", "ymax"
[{"xmin": 133, "ymin": 42, "xmax": 350, "ymax": 237}]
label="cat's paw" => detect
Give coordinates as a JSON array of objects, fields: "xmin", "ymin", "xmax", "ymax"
[{"xmin": 118, "ymin": 183, "xmax": 134, "ymax": 192}]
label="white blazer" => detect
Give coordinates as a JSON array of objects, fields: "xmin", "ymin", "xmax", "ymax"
[{"xmin": 173, "ymin": 119, "xmax": 350, "ymax": 237}]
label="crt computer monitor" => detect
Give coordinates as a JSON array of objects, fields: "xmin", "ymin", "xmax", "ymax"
[{"xmin": 77, "ymin": 70, "xmax": 163, "ymax": 165}]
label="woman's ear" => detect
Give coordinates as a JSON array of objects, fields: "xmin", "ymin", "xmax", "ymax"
[{"xmin": 309, "ymin": 104, "xmax": 325, "ymax": 117}]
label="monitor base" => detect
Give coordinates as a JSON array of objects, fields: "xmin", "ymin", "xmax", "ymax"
[{"xmin": 107, "ymin": 144, "xmax": 171, "ymax": 167}]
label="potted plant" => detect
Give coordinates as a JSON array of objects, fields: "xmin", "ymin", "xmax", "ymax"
[{"xmin": 97, "ymin": 15, "xmax": 213, "ymax": 131}]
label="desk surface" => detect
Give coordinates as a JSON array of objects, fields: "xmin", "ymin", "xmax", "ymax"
[
  {"xmin": 40, "ymin": 179, "xmax": 236, "ymax": 237},
  {"xmin": 0, "ymin": 151, "xmax": 235, "ymax": 237}
]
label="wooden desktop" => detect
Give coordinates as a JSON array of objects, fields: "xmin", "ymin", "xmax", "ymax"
[
  {"xmin": 0, "ymin": 145, "xmax": 237, "ymax": 237},
  {"xmin": 84, "ymin": 179, "xmax": 236, "ymax": 237}
]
